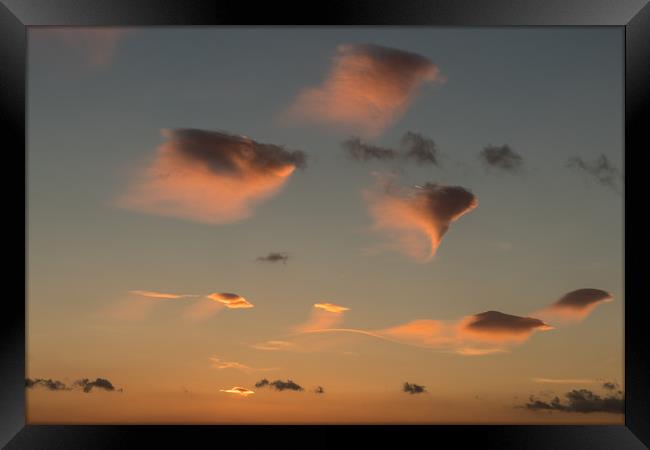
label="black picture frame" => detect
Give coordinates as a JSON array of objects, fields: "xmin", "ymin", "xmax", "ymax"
[{"xmin": 2, "ymin": 1, "xmax": 648, "ymax": 448}]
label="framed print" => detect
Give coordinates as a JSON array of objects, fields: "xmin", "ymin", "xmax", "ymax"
[{"xmin": 2, "ymin": 0, "xmax": 649, "ymax": 448}]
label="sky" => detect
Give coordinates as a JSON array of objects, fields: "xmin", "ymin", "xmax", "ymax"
[{"xmin": 27, "ymin": 26, "xmax": 624, "ymax": 424}]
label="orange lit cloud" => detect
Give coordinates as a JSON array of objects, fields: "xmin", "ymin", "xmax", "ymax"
[
  {"xmin": 35, "ymin": 28, "xmax": 129, "ymax": 67},
  {"xmin": 117, "ymin": 129, "xmax": 306, "ymax": 224},
  {"xmin": 181, "ymin": 299, "xmax": 225, "ymax": 321},
  {"xmin": 286, "ymin": 44, "xmax": 443, "ymax": 137},
  {"xmin": 293, "ymin": 303, "xmax": 350, "ymax": 333},
  {"xmin": 129, "ymin": 290, "xmax": 198, "ymax": 299},
  {"xmin": 219, "ymin": 387, "xmax": 255, "ymax": 397},
  {"xmin": 363, "ymin": 175, "xmax": 478, "ymax": 261},
  {"xmin": 532, "ymin": 378, "xmax": 597, "ymax": 384},
  {"xmin": 538, "ymin": 289, "xmax": 613, "ymax": 322},
  {"xmin": 250, "ymin": 340, "xmax": 296, "ymax": 351},
  {"xmin": 206, "ymin": 293, "xmax": 254, "ymax": 309},
  {"xmin": 209, "ymin": 357, "xmax": 278, "ymax": 373}
]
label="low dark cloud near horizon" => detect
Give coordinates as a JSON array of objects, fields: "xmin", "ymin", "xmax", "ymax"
[
  {"xmin": 602, "ymin": 382, "xmax": 618, "ymax": 391},
  {"xmin": 256, "ymin": 252, "xmax": 290, "ymax": 264},
  {"xmin": 403, "ymin": 382, "xmax": 426, "ymax": 394},
  {"xmin": 567, "ymin": 154, "xmax": 622, "ymax": 190},
  {"xmin": 26, "ymin": 377, "xmax": 120, "ymax": 393},
  {"xmin": 523, "ymin": 389, "xmax": 623, "ymax": 414},
  {"xmin": 343, "ymin": 131, "xmax": 441, "ymax": 166},
  {"xmin": 479, "ymin": 145, "xmax": 523, "ymax": 173},
  {"xmin": 255, "ymin": 378, "xmax": 304, "ymax": 392}
]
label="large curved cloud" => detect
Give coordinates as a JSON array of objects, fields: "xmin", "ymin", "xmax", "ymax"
[
  {"xmin": 457, "ymin": 311, "xmax": 553, "ymax": 343},
  {"xmin": 293, "ymin": 303, "xmax": 350, "ymax": 333},
  {"xmin": 363, "ymin": 175, "xmax": 478, "ymax": 261},
  {"xmin": 287, "ymin": 44, "xmax": 443, "ymax": 137},
  {"xmin": 117, "ymin": 129, "xmax": 306, "ymax": 224}
]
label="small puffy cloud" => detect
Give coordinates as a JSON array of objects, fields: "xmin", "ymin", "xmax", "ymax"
[
  {"xmin": 479, "ymin": 145, "xmax": 523, "ymax": 173},
  {"xmin": 256, "ymin": 252, "xmax": 289, "ymax": 264},
  {"xmin": 567, "ymin": 154, "xmax": 622, "ymax": 191},
  {"xmin": 403, "ymin": 382, "xmax": 426, "ymax": 394},
  {"xmin": 342, "ymin": 137, "xmax": 399, "ymax": 161},
  {"xmin": 255, "ymin": 379, "xmax": 304, "ymax": 392},
  {"xmin": 458, "ymin": 311, "xmax": 553, "ymax": 343},
  {"xmin": 602, "ymin": 382, "xmax": 618, "ymax": 391},
  {"xmin": 129, "ymin": 290, "xmax": 197, "ymax": 299},
  {"xmin": 220, "ymin": 387, "xmax": 255, "ymax": 397},
  {"xmin": 314, "ymin": 303, "xmax": 350, "ymax": 314},
  {"xmin": 523, "ymin": 389, "xmax": 623, "ymax": 414},
  {"xmin": 314, "ymin": 386, "xmax": 325, "ymax": 394},
  {"xmin": 363, "ymin": 175, "xmax": 478, "ymax": 261},
  {"xmin": 540, "ymin": 289, "xmax": 613, "ymax": 322},
  {"xmin": 401, "ymin": 132, "xmax": 441, "ymax": 166},
  {"xmin": 287, "ymin": 44, "xmax": 443, "ymax": 137},
  {"xmin": 206, "ymin": 293, "xmax": 254, "ymax": 309},
  {"xmin": 117, "ymin": 128, "xmax": 306, "ymax": 224}
]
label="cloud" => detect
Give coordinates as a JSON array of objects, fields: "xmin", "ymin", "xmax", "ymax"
[
  {"xmin": 129, "ymin": 290, "xmax": 198, "ymax": 299},
  {"xmin": 567, "ymin": 154, "xmax": 622, "ymax": 190},
  {"xmin": 314, "ymin": 303, "xmax": 350, "ymax": 314},
  {"xmin": 401, "ymin": 132, "xmax": 441, "ymax": 166},
  {"xmin": 26, "ymin": 377, "xmax": 121, "ymax": 393},
  {"xmin": 457, "ymin": 311, "xmax": 553, "ymax": 343},
  {"xmin": 35, "ymin": 28, "xmax": 129, "ymax": 67},
  {"xmin": 256, "ymin": 252, "xmax": 290, "ymax": 264},
  {"xmin": 314, "ymin": 386, "xmax": 325, "ymax": 394},
  {"xmin": 403, "ymin": 382, "xmax": 426, "ymax": 394},
  {"xmin": 523, "ymin": 389, "xmax": 623, "ymax": 414},
  {"xmin": 287, "ymin": 44, "xmax": 443, "ymax": 137},
  {"xmin": 602, "ymin": 382, "xmax": 618, "ymax": 391},
  {"xmin": 255, "ymin": 379, "xmax": 304, "ymax": 392},
  {"xmin": 342, "ymin": 137, "xmax": 399, "ymax": 161},
  {"xmin": 363, "ymin": 175, "xmax": 478, "ymax": 261},
  {"xmin": 74, "ymin": 378, "xmax": 116, "ymax": 393},
  {"xmin": 539, "ymin": 289, "xmax": 613, "ymax": 322},
  {"xmin": 251, "ymin": 340, "xmax": 296, "ymax": 351},
  {"xmin": 479, "ymin": 145, "xmax": 523, "ymax": 173},
  {"xmin": 206, "ymin": 293, "xmax": 254, "ymax": 309},
  {"xmin": 25, "ymin": 378, "xmax": 69, "ymax": 391},
  {"xmin": 181, "ymin": 299, "xmax": 225, "ymax": 321},
  {"xmin": 210, "ymin": 357, "xmax": 278, "ymax": 374},
  {"xmin": 532, "ymin": 378, "xmax": 597, "ymax": 384},
  {"xmin": 117, "ymin": 128, "xmax": 306, "ymax": 224},
  {"xmin": 293, "ymin": 303, "xmax": 350, "ymax": 333},
  {"xmin": 219, "ymin": 387, "xmax": 255, "ymax": 397}
]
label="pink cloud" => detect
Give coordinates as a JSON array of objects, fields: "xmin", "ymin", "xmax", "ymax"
[{"xmin": 286, "ymin": 44, "xmax": 443, "ymax": 137}]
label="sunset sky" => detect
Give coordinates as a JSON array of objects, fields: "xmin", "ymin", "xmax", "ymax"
[{"xmin": 27, "ymin": 27, "xmax": 623, "ymax": 424}]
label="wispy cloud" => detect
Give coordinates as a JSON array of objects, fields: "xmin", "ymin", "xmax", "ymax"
[
  {"xmin": 523, "ymin": 389, "xmax": 623, "ymax": 414},
  {"xmin": 209, "ymin": 357, "xmax": 278, "ymax": 374},
  {"xmin": 117, "ymin": 128, "xmax": 306, "ymax": 224},
  {"xmin": 343, "ymin": 132, "xmax": 441, "ymax": 167},
  {"xmin": 401, "ymin": 132, "xmax": 441, "ymax": 166},
  {"xmin": 342, "ymin": 137, "xmax": 399, "ymax": 161},
  {"xmin": 567, "ymin": 154, "xmax": 622, "ymax": 191},
  {"xmin": 251, "ymin": 340, "xmax": 296, "ymax": 351},
  {"xmin": 286, "ymin": 44, "xmax": 443, "ymax": 137},
  {"xmin": 363, "ymin": 175, "xmax": 477, "ymax": 261},
  {"xmin": 293, "ymin": 303, "xmax": 350, "ymax": 333},
  {"xmin": 26, "ymin": 377, "xmax": 121, "ymax": 393},
  {"xmin": 129, "ymin": 290, "xmax": 198, "ymax": 299},
  {"xmin": 532, "ymin": 378, "xmax": 598, "ymax": 384}
]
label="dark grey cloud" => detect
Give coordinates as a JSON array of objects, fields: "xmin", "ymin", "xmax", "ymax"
[
  {"xmin": 342, "ymin": 137, "xmax": 398, "ymax": 161},
  {"xmin": 403, "ymin": 382, "xmax": 426, "ymax": 394},
  {"xmin": 401, "ymin": 132, "xmax": 441, "ymax": 166},
  {"xmin": 465, "ymin": 311, "xmax": 551, "ymax": 334},
  {"xmin": 25, "ymin": 378, "xmax": 69, "ymax": 391},
  {"xmin": 567, "ymin": 154, "xmax": 621, "ymax": 190},
  {"xmin": 74, "ymin": 378, "xmax": 117, "ymax": 393},
  {"xmin": 314, "ymin": 386, "xmax": 325, "ymax": 394},
  {"xmin": 602, "ymin": 382, "xmax": 618, "ymax": 391},
  {"xmin": 166, "ymin": 128, "xmax": 307, "ymax": 175},
  {"xmin": 552, "ymin": 289, "xmax": 612, "ymax": 311},
  {"xmin": 479, "ymin": 145, "xmax": 523, "ymax": 173},
  {"xmin": 255, "ymin": 378, "xmax": 304, "ymax": 392},
  {"xmin": 26, "ymin": 377, "xmax": 120, "ymax": 393},
  {"xmin": 524, "ymin": 389, "xmax": 623, "ymax": 414},
  {"xmin": 417, "ymin": 183, "xmax": 478, "ymax": 226},
  {"xmin": 256, "ymin": 252, "xmax": 289, "ymax": 264}
]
